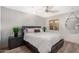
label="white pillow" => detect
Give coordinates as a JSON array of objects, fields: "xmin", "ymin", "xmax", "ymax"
[
  {"xmin": 27, "ymin": 28, "xmax": 34, "ymax": 33},
  {"xmin": 24, "ymin": 28, "xmax": 28, "ymax": 32}
]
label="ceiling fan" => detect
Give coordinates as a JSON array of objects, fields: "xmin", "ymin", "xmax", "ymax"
[{"xmin": 45, "ymin": 6, "xmax": 58, "ymax": 13}]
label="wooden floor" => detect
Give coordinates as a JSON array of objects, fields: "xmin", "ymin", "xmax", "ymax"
[
  {"xmin": 58, "ymin": 41, "xmax": 79, "ymax": 53},
  {"xmin": 1, "ymin": 41, "xmax": 79, "ymax": 53}
]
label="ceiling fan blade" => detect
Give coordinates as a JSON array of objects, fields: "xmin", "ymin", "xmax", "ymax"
[
  {"xmin": 46, "ymin": 10, "xmax": 58, "ymax": 13},
  {"xmin": 48, "ymin": 10, "xmax": 58, "ymax": 13}
]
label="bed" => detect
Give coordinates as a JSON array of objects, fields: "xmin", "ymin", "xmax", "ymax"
[{"xmin": 21, "ymin": 26, "xmax": 64, "ymax": 53}]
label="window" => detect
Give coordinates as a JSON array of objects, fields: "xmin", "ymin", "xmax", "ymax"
[{"xmin": 49, "ymin": 19, "xmax": 59, "ymax": 30}]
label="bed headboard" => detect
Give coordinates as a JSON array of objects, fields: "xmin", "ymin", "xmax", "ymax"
[{"xmin": 21, "ymin": 26, "xmax": 41, "ymax": 36}]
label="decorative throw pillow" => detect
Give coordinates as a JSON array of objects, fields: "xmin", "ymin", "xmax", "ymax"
[{"xmin": 34, "ymin": 29, "xmax": 40, "ymax": 32}]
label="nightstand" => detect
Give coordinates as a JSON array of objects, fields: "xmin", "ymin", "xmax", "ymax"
[{"xmin": 8, "ymin": 36, "xmax": 24, "ymax": 49}]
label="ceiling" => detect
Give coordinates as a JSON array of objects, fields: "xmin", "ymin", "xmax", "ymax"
[{"xmin": 4, "ymin": 6, "xmax": 79, "ymax": 18}]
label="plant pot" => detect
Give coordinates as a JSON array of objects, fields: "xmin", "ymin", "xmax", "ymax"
[
  {"xmin": 44, "ymin": 29, "xmax": 46, "ymax": 32},
  {"xmin": 14, "ymin": 33, "xmax": 18, "ymax": 37},
  {"xmin": 43, "ymin": 27, "xmax": 46, "ymax": 32}
]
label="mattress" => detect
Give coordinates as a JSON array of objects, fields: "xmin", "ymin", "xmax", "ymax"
[{"xmin": 24, "ymin": 32, "xmax": 62, "ymax": 53}]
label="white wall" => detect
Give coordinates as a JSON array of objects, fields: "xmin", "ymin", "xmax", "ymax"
[
  {"xmin": 46, "ymin": 11, "xmax": 79, "ymax": 44},
  {"xmin": 1, "ymin": 7, "xmax": 46, "ymax": 48},
  {"xmin": 0, "ymin": 6, "xmax": 1, "ymax": 49}
]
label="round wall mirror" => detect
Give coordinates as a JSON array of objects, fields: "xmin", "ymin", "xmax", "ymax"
[{"xmin": 65, "ymin": 12, "xmax": 79, "ymax": 33}]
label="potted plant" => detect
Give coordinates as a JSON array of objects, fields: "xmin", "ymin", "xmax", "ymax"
[
  {"xmin": 13, "ymin": 27, "xmax": 20, "ymax": 37},
  {"xmin": 43, "ymin": 27, "xmax": 47, "ymax": 32}
]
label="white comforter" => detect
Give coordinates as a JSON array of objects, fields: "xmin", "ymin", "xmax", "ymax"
[{"xmin": 24, "ymin": 32, "xmax": 62, "ymax": 53}]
